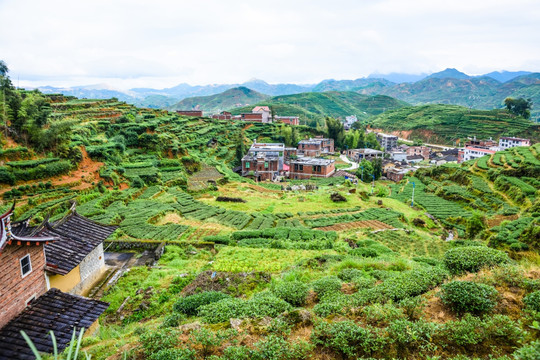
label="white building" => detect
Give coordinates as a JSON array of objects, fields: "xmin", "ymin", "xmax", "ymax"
[
  {"xmin": 498, "ymin": 137, "xmax": 531, "ymax": 149},
  {"xmin": 458, "ymin": 146, "xmax": 498, "ymax": 163}
]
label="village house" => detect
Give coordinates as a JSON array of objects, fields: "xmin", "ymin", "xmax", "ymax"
[
  {"xmin": 345, "ymin": 148, "xmax": 383, "ymax": 162},
  {"xmin": 406, "ymin": 146, "xmax": 430, "ymax": 160},
  {"xmin": 275, "ymin": 116, "xmax": 300, "ymax": 126},
  {"xmin": 289, "ymin": 157, "xmax": 335, "ymax": 179},
  {"xmin": 376, "ymin": 133, "xmax": 398, "ymax": 152},
  {"xmin": 252, "ymin": 106, "xmax": 271, "ymax": 123},
  {"xmin": 0, "ymin": 205, "xmax": 109, "ymax": 359},
  {"xmin": 211, "ymin": 111, "xmax": 233, "ymax": 120},
  {"xmin": 176, "ymin": 110, "xmax": 203, "ymax": 117},
  {"xmin": 240, "ymin": 112, "xmax": 264, "ymax": 122},
  {"xmin": 284, "ymin": 147, "xmax": 298, "ymax": 160},
  {"xmin": 390, "ymin": 150, "xmax": 408, "ymax": 162},
  {"xmin": 498, "ymin": 137, "xmax": 531, "ymax": 149},
  {"xmin": 406, "ymin": 155, "xmax": 424, "ymax": 164},
  {"xmin": 457, "ymin": 138, "xmax": 500, "ymax": 163},
  {"xmin": 386, "ymin": 167, "xmax": 415, "ymax": 182},
  {"xmin": 298, "ymin": 137, "xmax": 334, "ymax": 157},
  {"xmin": 241, "ymin": 142, "xmax": 285, "ymax": 181}
]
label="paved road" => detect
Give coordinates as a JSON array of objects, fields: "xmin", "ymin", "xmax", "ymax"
[
  {"xmin": 340, "ymin": 154, "xmax": 359, "ymax": 171},
  {"xmin": 397, "ymin": 137, "xmax": 453, "ymax": 150}
]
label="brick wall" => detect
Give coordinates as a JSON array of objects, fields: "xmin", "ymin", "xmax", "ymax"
[
  {"xmin": 290, "ymin": 162, "xmax": 335, "ymax": 179},
  {"xmin": 0, "ymin": 244, "xmax": 48, "ymax": 328}
]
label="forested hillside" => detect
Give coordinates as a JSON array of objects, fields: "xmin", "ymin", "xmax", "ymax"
[
  {"xmin": 230, "ymin": 92, "xmax": 408, "ymax": 127},
  {"xmin": 368, "ymin": 104, "xmax": 540, "ymax": 145}
]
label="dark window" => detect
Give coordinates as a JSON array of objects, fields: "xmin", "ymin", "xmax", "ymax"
[
  {"xmin": 20, "ymin": 255, "xmax": 32, "ymax": 277},
  {"xmin": 299, "ymin": 165, "xmax": 303, "ymax": 171}
]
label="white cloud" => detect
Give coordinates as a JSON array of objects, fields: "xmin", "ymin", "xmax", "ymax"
[{"xmin": 1, "ymin": 0, "xmax": 539, "ymax": 89}]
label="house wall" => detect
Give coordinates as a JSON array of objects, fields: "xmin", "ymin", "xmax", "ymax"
[
  {"xmin": 0, "ymin": 245, "xmax": 48, "ymax": 328},
  {"xmin": 289, "ymin": 162, "xmax": 335, "ymax": 179},
  {"xmin": 48, "ymin": 265, "xmax": 81, "ymax": 293},
  {"xmin": 74, "ymin": 244, "xmax": 106, "ymax": 295}
]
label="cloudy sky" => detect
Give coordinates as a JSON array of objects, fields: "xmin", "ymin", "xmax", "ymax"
[{"xmin": 1, "ymin": 0, "xmax": 539, "ymax": 89}]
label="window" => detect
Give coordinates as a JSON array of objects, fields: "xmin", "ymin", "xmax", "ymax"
[
  {"xmin": 299, "ymin": 165, "xmax": 303, "ymax": 171},
  {"xmin": 264, "ymin": 162, "xmax": 268, "ymax": 168},
  {"xmin": 20, "ymin": 254, "xmax": 32, "ymax": 277},
  {"xmin": 245, "ymin": 162, "xmax": 250, "ymax": 169}
]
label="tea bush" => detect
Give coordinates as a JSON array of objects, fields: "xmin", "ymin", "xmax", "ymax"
[
  {"xmin": 173, "ymin": 291, "xmax": 231, "ymax": 316},
  {"xmin": 311, "ymin": 276, "xmax": 342, "ymax": 297},
  {"xmin": 337, "ymin": 268, "xmax": 364, "ymax": 281},
  {"xmin": 379, "ymin": 266, "xmax": 448, "ymax": 301},
  {"xmin": 311, "ymin": 320, "xmax": 386, "ymax": 358},
  {"xmin": 440, "ymin": 281, "xmax": 499, "ymax": 315},
  {"xmin": 444, "ymin": 246, "xmax": 509, "ymax": 274},
  {"xmin": 271, "ymin": 281, "xmax": 309, "ymax": 306},
  {"xmin": 523, "ymin": 290, "xmax": 540, "ymax": 312}
]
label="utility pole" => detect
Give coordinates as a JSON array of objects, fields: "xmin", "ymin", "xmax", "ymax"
[
  {"xmin": 361, "ymin": 165, "xmax": 364, "ymax": 182},
  {"xmin": 411, "ymin": 181, "xmax": 415, "ymax": 207},
  {"xmin": 371, "ymin": 174, "xmax": 375, "ymax": 195}
]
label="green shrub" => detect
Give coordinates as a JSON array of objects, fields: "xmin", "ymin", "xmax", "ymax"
[
  {"xmin": 362, "ymin": 303, "xmax": 405, "ymax": 326},
  {"xmin": 337, "ymin": 268, "xmax": 364, "ymax": 281},
  {"xmin": 271, "ymin": 281, "xmax": 309, "ymax": 306},
  {"xmin": 313, "ymin": 293, "xmax": 351, "ymax": 317},
  {"xmin": 149, "ymin": 348, "xmax": 196, "ymax": 360},
  {"xmin": 161, "ymin": 313, "xmax": 185, "ymax": 328},
  {"xmin": 252, "ymin": 335, "xmax": 313, "ymax": 360},
  {"xmin": 311, "ymin": 320, "xmax": 386, "ymax": 358},
  {"xmin": 379, "ymin": 266, "xmax": 448, "ymax": 301},
  {"xmin": 174, "ymin": 291, "xmax": 231, "ymax": 316},
  {"xmin": 198, "ymin": 293, "xmax": 292, "ymax": 323},
  {"xmin": 388, "ymin": 319, "xmax": 439, "ymax": 356},
  {"xmin": 523, "ymin": 290, "xmax": 540, "ymax": 312},
  {"xmin": 140, "ymin": 328, "xmax": 180, "ymax": 356},
  {"xmin": 440, "ymin": 281, "xmax": 499, "ymax": 315},
  {"xmin": 351, "ymin": 276, "xmax": 376, "ymax": 291},
  {"xmin": 0, "ymin": 167, "xmax": 16, "ymax": 185},
  {"xmin": 513, "ymin": 340, "xmax": 540, "ymax": 360},
  {"xmin": 312, "ymin": 276, "xmax": 342, "ymax": 297},
  {"xmin": 444, "ymin": 246, "xmax": 509, "ymax": 274}
]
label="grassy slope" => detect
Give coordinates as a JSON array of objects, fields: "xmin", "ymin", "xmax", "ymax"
[{"xmin": 368, "ymin": 104, "xmax": 540, "ymax": 144}]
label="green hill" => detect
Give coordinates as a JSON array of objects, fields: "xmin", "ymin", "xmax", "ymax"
[
  {"xmin": 169, "ymin": 86, "xmax": 269, "ymax": 113},
  {"xmin": 230, "ymin": 91, "xmax": 409, "ymax": 126},
  {"xmin": 368, "ymin": 104, "xmax": 540, "ymax": 145},
  {"xmin": 381, "ymin": 73, "xmax": 540, "ymax": 120}
]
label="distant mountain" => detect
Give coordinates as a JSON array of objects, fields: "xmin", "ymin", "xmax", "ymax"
[
  {"xmin": 425, "ymin": 68, "xmax": 471, "ymax": 80},
  {"xmin": 483, "ymin": 71, "xmax": 532, "ymax": 83},
  {"xmin": 311, "ymin": 78, "xmax": 394, "ymax": 94},
  {"xmin": 228, "ymin": 91, "xmax": 409, "ymax": 127},
  {"xmin": 169, "ymin": 87, "xmax": 270, "ymax": 113},
  {"xmin": 368, "ymin": 104, "xmax": 540, "ymax": 145},
  {"xmin": 368, "ymin": 72, "xmax": 428, "ymax": 83}
]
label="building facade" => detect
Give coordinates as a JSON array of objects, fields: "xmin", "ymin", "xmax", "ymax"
[
  {"xmin": 289, "ymin": 157, "xmax": 335, "ymax": 179},
  {"xmin": 176, "ymin": 110, "xmax": 203, "ymax": 117},
  {"xmin": 458, "ymin": 147, "xmax": 497, "ymax": 163},
  {"xmin": 376, "ymin": 133, "xmax": 398, "ymax": 152},
  {"xmin": 241, "ymin": 142, "xmax": 285, "ymax": 181},
  {"xmin": 345, "ymin": 148, "xmax": 383, "ymax": 162},
  {"xmin": 498, "ymin": 137, "xmax": 531, "ymax": 149},
  {"xmin": 406, "ymin": 146, "xmax": 430, "ymax": 160}
]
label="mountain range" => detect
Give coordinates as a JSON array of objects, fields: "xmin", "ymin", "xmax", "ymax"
[{"xmin": 36, "ymin": 69, "xmax": 540, "ymax": 120}]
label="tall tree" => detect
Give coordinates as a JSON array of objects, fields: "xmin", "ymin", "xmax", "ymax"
[
  {"xmin": 325, "ymin": 117, "xmax": 345, "ymax": 149},
  {"xmin": 0, "ymin": 60, "xmax": 8, "ymax": 77},
  {"xmin": 504, "ymin": 97, "xmax": 532, "ymax": 119}
]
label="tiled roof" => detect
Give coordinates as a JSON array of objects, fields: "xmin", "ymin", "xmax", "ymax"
[
  {"xmin": 0, "ymin": 288, "xmax": 108, "ymax": 360},
  {"xmin": 41, "ymin": 212, "xmax": 117, "ymax": 275}
]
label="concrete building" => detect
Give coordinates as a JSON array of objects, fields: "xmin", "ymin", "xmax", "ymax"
[
  {"xmin": 275, "ymin": 116, "xmax": 299, "ymax": 126},
  {"xmin": 406, "ymin": 146, "xmax": 430, "ymax": 160},
  {"xmin": 289, "ymin": 157, "xmax": 335, "ymax": 179},
  {"xmin": 176, "ymin": 110, "xmax": 203, "ymax": 117},
  {"xmin": 211, "ymin": 111, "xmax": 233, "ymax": 120},
  {"xmin": 345, "ymin": 148, "xmax": 383, "ymax": 162},
  {"xmin": 499, "ymin": 137, "xmax": 531, "ymax": 149},
  {"xmin": 241, "ymin": 142, "xmax": 285, "ymax": 181},
  {"xmin": 376, "ymin": 133, "xmax": 398, "ymax": 152},
  {"xmin": 386, "ymin": 167, "xmax": 414, "ymax": 182},
  {"xmin": 298, "ymin": 137, "xmax": 334, "ymax": 157},
  {"xmin": 390, "ymin": 151, "xmax": 408, "ymax": 162},
  {"xmin": 458, "ymin": 147, "xmax": 497, "ymax": 163},
  {"xmin": 252, "ymin": 106, "xmax": 271, "ymax": 123}
]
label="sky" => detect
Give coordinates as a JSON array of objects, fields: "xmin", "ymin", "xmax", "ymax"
[{"xmin": 1, "ymin": 0, "xmax": 539, "ymax": 90}]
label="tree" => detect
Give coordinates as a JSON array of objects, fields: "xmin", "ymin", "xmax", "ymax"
[
  {"xmin": 372, "ymin": 158, "xmax": 382, "ymax": 180},
  {"xmin": 504, "ymin": 97, "xmax": 532, "ymax": 119},
  {"xmin": 0, "ymin": 60, "xmax": 8, "ymax": 77},
  {"xmin": 466, "ymin": 212, "xmax": 486, "ymax": 239},
  {"xmin": 235, "ymin": 131, "xmax": 245, "ymax": 166},
  {"xmin": 365, "ymin": 132, "xmax": 382, "ymax": 150},
  {"xmin": 325, "ymin": 117, "xmax": 345, "ymax": 149}
]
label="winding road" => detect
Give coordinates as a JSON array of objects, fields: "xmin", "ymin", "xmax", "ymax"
[{"xmin": 339, "ymin": 154, "xmax": 359, "ymax": 171}]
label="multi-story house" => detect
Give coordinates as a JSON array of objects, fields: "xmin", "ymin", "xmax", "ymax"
[
  {"xmin": 289, "ymin": 157, "xmax": 335, "ymax": 179},
  {"xmin": 376, "ymin": 133, "xmax": 398, "ymax": 152},
  {"xmin": 241, "ymin": 142, "xmax": 285, "ymax": 181},
  {"xmin": 498, "ymin": 137, "xmax": 531, "ymax": 149},
  {"xmin": 406, "ymin": 146, "xmax": 430, "ymax": 160}
]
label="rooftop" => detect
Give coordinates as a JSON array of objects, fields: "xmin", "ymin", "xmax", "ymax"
[
  {"xmin": 0, "ymin": 288, "xmax": 108, "ymax": 360},
  {"xmin": 291, "ymin": 157, "xmax": 335, "ymax": 166},
  {"xmin": 500, "ymin": 136, "xmax": 530, "ymax": 142}
]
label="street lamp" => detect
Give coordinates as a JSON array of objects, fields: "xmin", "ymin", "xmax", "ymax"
[{"xmin": 361, "ymin": 165, "xmax": 364, "ymax": 182}]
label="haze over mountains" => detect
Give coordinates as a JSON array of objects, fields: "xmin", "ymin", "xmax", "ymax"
[{"xmin": 36, "ymin": 69, "xmax": 540, "ymax": 120}]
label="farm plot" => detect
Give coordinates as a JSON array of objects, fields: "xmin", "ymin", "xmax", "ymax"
[
  {"xmin": 303, "ymin": 208, "xmax": 403, "ymax": 228},
  {"xmin": 315, "ymin": 220, "xmax": 394, "ymax": 231},
  {"xmin": 187, "ymin": 165, "xmax": 223, "ymax": 191},
  {"xmin": 368, "ymin": 230, "xmax": 449, "ymax": 258}
]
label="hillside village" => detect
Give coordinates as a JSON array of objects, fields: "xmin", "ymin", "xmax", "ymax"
[{"xmin": 0, "ymin": 61, "xmax": 539, "ymax": 359}]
